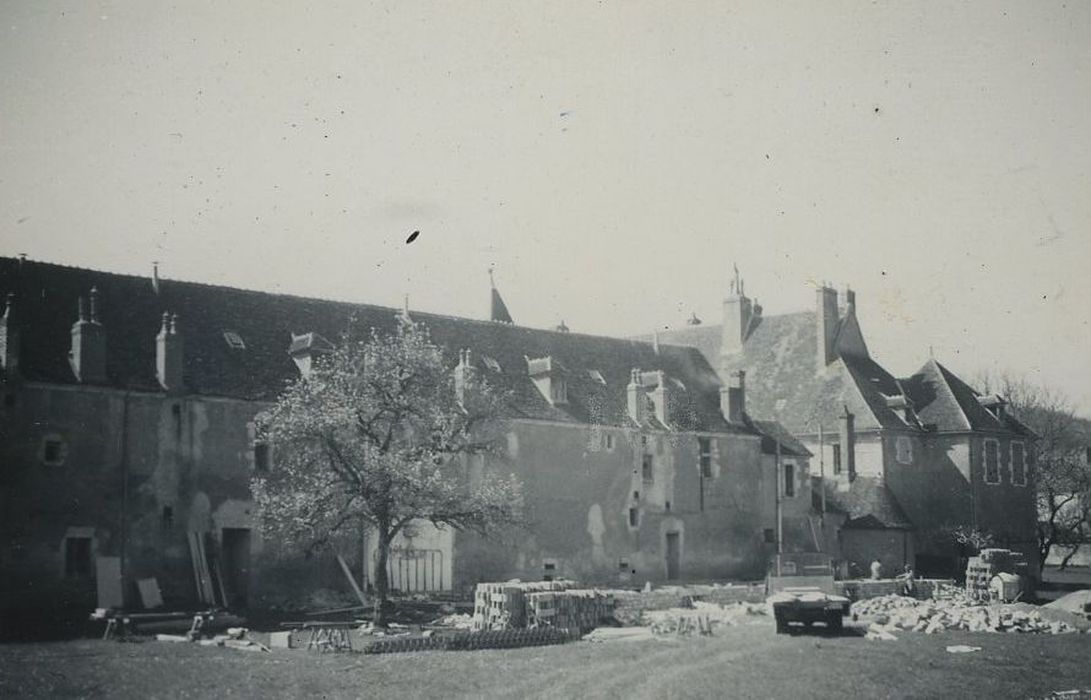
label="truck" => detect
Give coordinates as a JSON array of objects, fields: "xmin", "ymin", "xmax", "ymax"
[{"xmin": 766, "ymin": 553, "xmax": 850, "ymax": 634}]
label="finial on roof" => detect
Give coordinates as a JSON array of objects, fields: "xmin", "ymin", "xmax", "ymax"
[
  {"xmin": 152, "ymin": 261, "xmax": 160, "ymax": 294},
  {"xmin": 488, "ymin": 264, "xmax": 496, "ymax": 289},
  {"xmin": 687, "ymin": 312, "xmax": 701, "ymax": 325},
  {"xmin": 555, "ymin": 320, "xmax": 569, "ymax": 333},
  {"xmin": 401, "ymin": 294, "xmax": 411, "ymax": 319}
]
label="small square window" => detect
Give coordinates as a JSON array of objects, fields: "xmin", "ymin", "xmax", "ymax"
[
  {"xmin": 763, "ymin": 528, "xmax": 776, "ymax": 544},
  {"xmin": 42, "ymin": 437, "xmax": 66, "ymax": 466},
  {"xmin": 618, "ymin": 559, "xmax": 630, "ymax": 571}
]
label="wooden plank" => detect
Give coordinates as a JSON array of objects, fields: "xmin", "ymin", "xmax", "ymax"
[
  {"xmin": 337, "ymin": 555, "xmax": 369, "ymax": 609},
  {"xmin": 189, "ymin": 532, "xmax": 215, "ymax": 604},
  {"xmin": 137, "ymin": 577, "xmax": 164, "ymax": 609},
  {"xmin": 95, "ymin": 556, "xmax": 124, "ymax": 609}
]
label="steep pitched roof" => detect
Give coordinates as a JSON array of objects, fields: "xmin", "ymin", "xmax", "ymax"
[
  {"xmin": 649, "ymin": 312, "xmax": 909, "ymax": 435},
  {"xmin": 901, "ymin": 359, "xmax": 1033, "ymax": 436},
  {"xmin": 0, "ymin": 257, "xmax": 745, "ymax": 434},
  {"xmin": 749, "ymin": 418, "xmax": 812, "ymax": 457},
  {"xmin": 821, "ymin": 477, "xmax": 913, "ymax": 530}
]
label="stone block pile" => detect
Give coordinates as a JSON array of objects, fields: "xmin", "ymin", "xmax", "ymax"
[
  {"xmin": 965, "ymin": 548, "xmax": 1030, "ymax": 601},
  {"xmin": 472, "ymin": 580, "xmax": 614, "ymax": 634}
]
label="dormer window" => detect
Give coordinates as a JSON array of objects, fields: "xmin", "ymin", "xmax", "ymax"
[
  {"xmin": 223, "ymin": 331, "xmax": 246, "ymax": 349},
  {"xmin": 527, "ymin": 355, "xmax": 567, "ymax": 406},
  {"xmin": 482, "ymin": 355, "xmax": 502, "ymax": 373},
  {"xmin": 587, "ymin": 369, "xmax": 606, "ymax": 385}
]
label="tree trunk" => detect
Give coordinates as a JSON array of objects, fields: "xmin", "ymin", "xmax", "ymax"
[{"xmin": 373, "ymin": 528, "xmax": 391, "ymax": 627}]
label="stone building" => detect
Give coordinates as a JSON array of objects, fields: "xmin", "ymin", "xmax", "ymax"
[
  {"xmin": 647, "ymin": 271, "xmax": 1039, "ymax": 578},
  {"xmin": 0, "ymin": 256, "xmax": 805, "ymax": 621}
]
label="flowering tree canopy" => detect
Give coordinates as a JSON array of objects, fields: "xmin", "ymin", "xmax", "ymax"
[{"xmin": 252, "ymin": 317, "xmax": 523, "ymax": 621}]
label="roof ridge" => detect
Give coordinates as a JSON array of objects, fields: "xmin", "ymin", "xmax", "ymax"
[{"xmin": 0, "ymin": 255, "xmax": 689, "ymax": 350}]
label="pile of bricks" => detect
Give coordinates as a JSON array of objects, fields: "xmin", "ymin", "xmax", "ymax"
[
  {"xmin": 965, "ymin": 548, "xmax": 1030, "ymax": 601},
  {"xmin": 472, "ymin": 581, "xmax": 614, "ymax": 634},
  {"xmin": 526, "ymin": 589, "xmax": 615, "ymax": 633}
]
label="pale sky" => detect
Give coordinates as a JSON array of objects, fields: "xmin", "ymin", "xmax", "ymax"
[{"xmin": 2, "ymin": 1, "xmax": 1089, "ymax": 414}]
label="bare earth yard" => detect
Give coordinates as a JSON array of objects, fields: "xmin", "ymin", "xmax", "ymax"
[{"xmin": 3, "ymin": 623, "xmax": 1091, "ymax": 699}]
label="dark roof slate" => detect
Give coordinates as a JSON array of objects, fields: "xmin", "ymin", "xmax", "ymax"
[
  {"xmin": 901, "ymin": 359, "xmax": 1034, "ymax": 436},
  {"xmin": 821, "ymin": 477, "xmax": 913, "ymax": 530},
  {"xmin": 0, "ymin": 257, "xmax": 744, "ymax": 434}
]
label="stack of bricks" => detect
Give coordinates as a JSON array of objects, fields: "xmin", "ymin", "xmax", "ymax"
[
  {"xmin": 965, "ymin": 548, "xmax": 1029, "ymax": 601},
  {"xmin": 472, "ymin": 580, "xmax": 573, "ymax": 631},
  {"xmin": 472, "ymin": 581, "xmax": 614, "ymax": 634},
  {"xmin": 527, "ymin": 589, "xmax": 615, "ymax": 634}
]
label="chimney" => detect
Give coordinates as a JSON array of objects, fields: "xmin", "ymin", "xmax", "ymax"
[
  {"xmin": 721, "ymin": 370, "xmax": 746, "ymax": 423},
  {"xmin": 69, "ymin": 288, "xmax": 107, "ymax": 384},
  {"xmin": 816, "ymin": 285, "xmax": 839, "ymax": 370},
  {"xmin": 648, "ymin": 370, "xmax": 670, "ymax": 425},
  {"xmin": 0, "ymin": 293, "xmax": 19, "ymax": 373},
  {"xmin": 156, "ymin": 312, "xmax": 184, "ymax": 392},
  {"xmin": 720, "ymin": 266, "xmax": 753, "ymax": 360},
  {"xmin": 839, "ymin": 406, "xmax": 856, "ymax": 481},
  {"xmin": 627, "ymin": 369, "xmax": 645, "ymax": 424},
  {"xmin": 454, "ymin": 348, "xmax": 473, "ymax": 403}
]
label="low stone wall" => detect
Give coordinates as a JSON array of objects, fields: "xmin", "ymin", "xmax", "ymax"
[{"xmin": 836, "ymin": 578, "xmax": 955, "ymax": 601}]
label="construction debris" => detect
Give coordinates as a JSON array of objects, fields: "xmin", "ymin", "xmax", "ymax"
[
  {"xmin": 946, "ymin": 645, "xmax": 981, "ymax": 653},
  {"xmin": 965, "ymin": 549, "xmax": 1031, "ymax": 602},
  {"xmin": 852, "ymin": 591, "xmax": 1083, "ymax": 636},
  {"xmin": 643, "ymin": 601, "xmax": 769, "ymax": 636},
  {"xmin": 472, "ymin": 580, "xmax": 614, "ymax": 634}
]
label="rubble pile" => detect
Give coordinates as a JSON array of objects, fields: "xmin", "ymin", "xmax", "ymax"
[
  {"xmin": 853, "ymin": 593, "xmax": 1081, "ymax": 636},
  {"xmin": 642, "ymin": 601, "xmax": 769, "ymax": 636}
]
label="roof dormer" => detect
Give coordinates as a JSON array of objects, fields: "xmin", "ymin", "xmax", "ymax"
[{"xmin": 527, "ymin": 355, "xmax": 567, "ymax": 406}]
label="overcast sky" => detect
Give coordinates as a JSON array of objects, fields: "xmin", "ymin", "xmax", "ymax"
[{"xmin": 2, "ymin": 1, "xmax": 1089, "ymax": 414}]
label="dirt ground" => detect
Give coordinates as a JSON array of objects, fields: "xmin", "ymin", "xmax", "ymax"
[{"xmin": 2, "ymin": 622, "xmax": 1091, "ymax": 699}]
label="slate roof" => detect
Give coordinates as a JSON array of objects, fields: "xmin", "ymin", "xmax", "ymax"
[
  {"xmin": 901, "ymin": 359, "xmax": 1035, "ymax": 437},
  {"xmin": 648, "ymin": 312, "xmax": 909, "ymax": 435},
  {"xmin": 749, "ymin": 418, "xmax": 812, "ymax": 458},
  {"xmin": 820, "ymin": 477, "xmax": 914, "ymax": 530},
  {"xmin": 0, "ymin": 257, "xmax": 748, "ymax": 434}
]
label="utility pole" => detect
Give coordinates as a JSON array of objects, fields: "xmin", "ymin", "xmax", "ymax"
[{"xmin": 818, "ymin": 424, "xmax": 826, "ymax": 524}]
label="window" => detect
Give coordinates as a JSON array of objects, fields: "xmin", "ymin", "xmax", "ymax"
[
  {"xmin": 628, "ymin": 507, "xmax": 639, "ymax": 528},
  {"xmin": 550, "ymin": 379, "xmax": 568, "ymax": 404},
  {"xmin": 42, "ymin": 436, "xmax": 66, "ymax": 466},
  {"xmin": 618, "ymin": 559, "xmax": 629, "ymax": 571},
  {"xmin": 763, "ymin": 528, "xmax": 776, "ymax": 544},
  {"xmin": 223, "ymin": 331, "xmax": 246, "ymax": 349},
  {"xmin": 896, "ymin": 436, "xmax": 913, "ymax": 464},
  {"xmin": 783, "ymin": 462, "xmax": 796, "ymax": 498},
  {"xmin": 604, "ymin": 434, "xmax": 615, "ymax": 451},
  {"xmin": 587, "ymin": 369, "xmax": 606, "ymax": 385},
  {"xmin": 642, "ymin": 453, "xmax": 654, "ymax": 483},
  {"xmin": 1011, "ymin": 442, "xmax": 1027, "ymax": 486},
  {"xmin": 699, "ymin": 437, "xmax": 713, "ymax": 478},
  {"xmin": 64, "ymin": 536, "xmax": 92, "ymax": 578},
  {"xmin": 984, "ymin": 439, "xmax": 1001, "ymax": 484},
  {"xmin": 254, "ymin": 442, "xmax": 271, "ymax": 472},
  {"xmin": 832, "ymin": 444, "xmax": 842, "ymax": 475},
  {"xmin": 161, "ymin": 505, "xmax": 174, "ymax": 531}
]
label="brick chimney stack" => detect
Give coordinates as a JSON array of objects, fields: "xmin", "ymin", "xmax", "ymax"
[
  {"xmin": 816, "ymin": 284, "xmax": 839, "ymax": 370},
  {"xmin": 649, "ymin": 370, "xmax": 670, "ymax": 425},
  {"xmin": 156, "ymin": 311, "xmax": 184, "ymax": 392},
  {"xmin": 0, "ymin": 293, "xmax": 19, "ymax": 373},
  {"xmin": 69, "ymin": 288, "xmax": 107, "ymax": 383}
]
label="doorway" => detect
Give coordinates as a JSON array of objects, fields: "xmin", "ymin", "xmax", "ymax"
[
  {"xmin": 665, "ymin": 532, "xmax": 681, "ymax": 580},
  {"xmin": 220, "ymin": 528, "xmax": 251, "ymax": 608}
]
